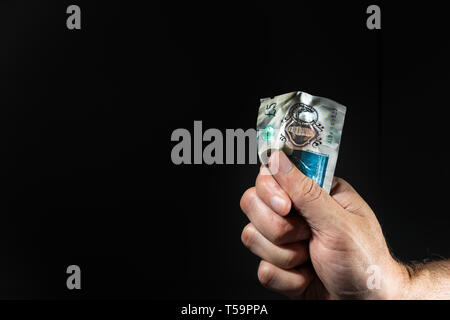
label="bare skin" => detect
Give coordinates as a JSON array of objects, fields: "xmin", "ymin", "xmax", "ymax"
[{"xmin": 240, "ymin": 151, "xmax": 450, "ymax": 300}]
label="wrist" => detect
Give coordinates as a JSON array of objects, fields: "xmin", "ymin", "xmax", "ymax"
[
  {"xmin": 379, "ymin": 260, "xmax": 414, "ymax": 300},
  {"xmin": 388, "ymin": 261, "xmax": 427, "ymax": 300}
]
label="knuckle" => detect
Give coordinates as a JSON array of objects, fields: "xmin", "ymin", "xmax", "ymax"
[
  {"xmin": 240, "ymin": 187, "xmax": 257, "ymax": 213},
  {"xmin": 302, "ymin": 177, "xmax": 322, "ymax": 203},
  {"xmin": 270, "ymin": 217, "xmax": 291, "ymax": 245},
  {"xmin": 335, "ymin": 177, "xmax": 347, "ymax": 185},
  {"xmin": 258, "ymin": 262, "xmax": 275, "ymax": 288},
  {"xmin": 282, "ymin": 251, "xmax": 300, "ymax": 269},
  {"xmin": 333, "ymin": 176, "xmax": 345, "ymax": 185},
  {"xmin": 241, "ymin": 224, "xmax": 256, "ymax": 248},
  {"xmin": 332, "ymin": 177, "xmax": 352, "ymax": 193},
  {"xmin": 255, "ymin": 173, "xmax": 265, "ymax": 189},
  {"xmin": 293, "ymin": 176, "xmax": 323, "ymax": 204},
  {"xmin": 256, "ymin": 174, "xmax": 278, "ymax": 194},
  {"xmin": 291, "ymin": 277, "xmax": 308, "ymax": 294}
]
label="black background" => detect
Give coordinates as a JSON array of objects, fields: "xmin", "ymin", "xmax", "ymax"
[{"xmin": 0, "ymin": 1, "xmax": 449, "ymax": 299}]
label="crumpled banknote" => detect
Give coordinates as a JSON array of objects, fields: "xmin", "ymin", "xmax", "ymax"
[{"xmin": 257, "ymin": 91, "xmax": 346, "ymax": 193}]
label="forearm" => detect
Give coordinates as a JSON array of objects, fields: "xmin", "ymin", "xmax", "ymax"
[{"xmin": 401, "ymin": 259, "xmax": 450, "ymax": 299}]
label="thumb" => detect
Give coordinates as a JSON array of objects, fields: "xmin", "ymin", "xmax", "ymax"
[{"xmin": 268, "ymin": 150, "xmax": 348, "ymax": 231}]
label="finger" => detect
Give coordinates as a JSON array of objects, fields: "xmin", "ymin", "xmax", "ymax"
[
  {"xmin": 240, "ymin": 187, "xmax": 311, "ymax": 244},
  {"xmin": 257, "ymin": 260, "xmax": 314, "ymax": 299},
  {"xmin": 256, "ymin": 165, "xmax": 292, "ymax": 216},
  {"xmin": 267, "ymin": 151, "xmax": 349, "ymax": 231},
  {"xmin": 241, "ymin": 223, "xmax": 309, "ymax": 269},
  {"xmin": 331, "ymin": 177, "xmax": 371, "ymax": 216}
]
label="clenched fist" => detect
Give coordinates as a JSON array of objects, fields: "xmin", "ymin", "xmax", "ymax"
[{"xmin": 240, "ymin": 150, "xmax": 410, "ymax": 299}]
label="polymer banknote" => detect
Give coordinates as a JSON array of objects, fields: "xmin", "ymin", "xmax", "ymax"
[{"xmin": 257, "ymin": 91, "xmax": 346, "ymax": 193}]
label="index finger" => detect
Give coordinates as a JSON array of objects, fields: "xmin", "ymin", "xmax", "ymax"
[{"xmin": 256, "ymin": 165, "xmax": 292, "ymax": 216}]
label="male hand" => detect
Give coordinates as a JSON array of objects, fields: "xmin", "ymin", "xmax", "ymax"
[{"xmin": 240, "ymin": 151, "xmax": 409, "ymax": 299}]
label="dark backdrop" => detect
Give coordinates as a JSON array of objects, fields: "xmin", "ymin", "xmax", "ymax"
[{"xmin": 0, "ymin": 1, "xmax": 449, "ymax": 299}]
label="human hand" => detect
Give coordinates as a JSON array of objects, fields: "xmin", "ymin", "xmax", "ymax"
[{"xmin": 240, "ymin": 151, "xmax": 409, "ymax": 299}]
